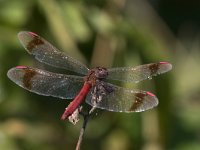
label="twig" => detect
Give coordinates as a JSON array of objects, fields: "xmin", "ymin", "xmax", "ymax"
[{"xmin": 75, "ymin": 107, "xmax": 96, "ymax": 150}]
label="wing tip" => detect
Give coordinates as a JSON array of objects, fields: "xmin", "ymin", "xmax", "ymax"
[
  {"xmin": 17, "ymin": 31, "xmax": 43, "ymax": 54},
  {"xmin": 7, "ymin": 66, "xmax": 28, "ymax": 79},
  {"xmin": 159, "ymin": 61, "xmax": 172, "ymax": 69},
  {"xmin": 159, "ymin": 62, "xmax": 172, "ymax": 73},
  {"xmin": 145, "ymin": 91, "xmax": 159, "ymax": 109},
  {"xmin": 17, "ymin": 31, "xmax": 30, "ymax": 48},
  {"xmin": 18, "ymin": 31, "xmax": 27, "ymax": 39},
  {"xmin": 135, "ymin": 91, "xmax": 159, "ymax": 112},
  {"xmin": 7, "ymin": 67, "xmax": 17, "ymax": 81}
]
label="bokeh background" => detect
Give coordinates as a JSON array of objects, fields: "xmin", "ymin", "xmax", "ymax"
[{"xmin": 0, "ymin": 0, "xmax": 200, "ymax": 150}]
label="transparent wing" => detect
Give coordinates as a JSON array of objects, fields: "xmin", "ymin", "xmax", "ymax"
[
  {"xmin": 18, "ymin": 31, "xmax": 89, "ymax": 75},
  {"xmin": 86, "ymin": 81, "xmax": 158, "ymax": 112},
  {"xmin": 7, "ymin": 66, "xmax": 84, "ymax": 99},
  {"xmin": 107, "ymin": 62, "xmax": 172, "ymax": 83}
]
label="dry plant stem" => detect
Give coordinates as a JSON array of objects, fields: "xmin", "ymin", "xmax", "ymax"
[{"xmin": 75, "ymin": 107, "xmax": 96, "ymax": 150}]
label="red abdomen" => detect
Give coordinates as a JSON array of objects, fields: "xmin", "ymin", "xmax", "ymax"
[{"xmin": 61, "ymin": 82, "xmax": 91, "ymax": 120}]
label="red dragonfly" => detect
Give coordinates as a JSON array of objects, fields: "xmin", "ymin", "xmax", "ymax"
[{"xmin": 7, "ymin": 31, "xmax": 172, "ymax": 121}]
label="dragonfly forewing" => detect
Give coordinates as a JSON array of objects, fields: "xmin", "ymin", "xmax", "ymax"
[
  {"xmin": 18, "ymin": 31, "xmax": 89, "ymax": 75},
  {"xmin": 107, "ymin": 62, "xmax": 172, "ymax": 83},
  {"xmin": 7, "ymin": 66, "xmax": 84, "ymax": 99},
  {"xmin": 86, "ymin": 81, "xmax": 158, "ymax": 112}
]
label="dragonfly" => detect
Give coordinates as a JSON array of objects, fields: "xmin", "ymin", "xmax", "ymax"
[{"xmin": 7, "ymin": 31, "xmax": 172, "ymax": 121}]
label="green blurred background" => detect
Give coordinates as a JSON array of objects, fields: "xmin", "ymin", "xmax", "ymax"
[{"xmin": 0, "ymin": 0, "xmax": 200, "ymax": 150}]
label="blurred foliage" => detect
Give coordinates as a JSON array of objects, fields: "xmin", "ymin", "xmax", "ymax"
[{"xmin": 0, "ymin": 0, "xmax": 200, "ymax": 150}]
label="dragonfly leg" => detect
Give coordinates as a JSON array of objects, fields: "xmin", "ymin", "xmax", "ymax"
[
  {"xmin": 91, "ymin": 87, "xmax": 98, "ymax": 106},
  {"xmin": 91, "ymin": 86, "xmax": 104, "ymax": 106},
  {"xmin": 90, "ymin": 82, "xmax": 108, "ymax": 105}
]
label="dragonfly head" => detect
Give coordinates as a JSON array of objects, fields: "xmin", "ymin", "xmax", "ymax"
[{"xmin": 94, "ymin": 67, "xmax": 108, "ymax": 79}]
